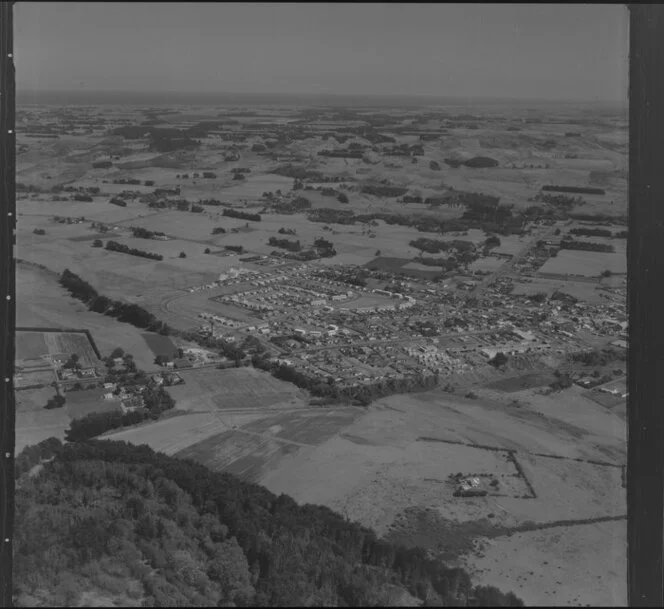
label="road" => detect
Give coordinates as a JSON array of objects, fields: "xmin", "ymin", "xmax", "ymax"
[{"xmin": 469, "ymin": 225, "xmax": 560, "ymax": 298}]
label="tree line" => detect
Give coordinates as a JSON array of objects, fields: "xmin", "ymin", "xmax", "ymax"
[
  {"xmin": 268, "ymin": 237, "xmax": 301, "ymax": 252},
  {"xmin": 222, "ymin": 209, "xmax": 262, "ymax": 222},
  {"xmin": 59, "ymin": 269, "xmax": 171, "ymax": 335},
  {"xmin": 131, "ymin": 227, "xmax": 166, "ymax": 239},
  {"xmin": 559, "ymin": 239, "xmax": 615, "ymax": 253},
  {"xmin": 105, "ymin": 240, "xmax": 164, "ymax": 260}
]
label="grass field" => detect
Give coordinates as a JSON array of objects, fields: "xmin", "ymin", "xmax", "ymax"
[
  {"xmin": 17, "ymin": 263, "xmax": 160, "ymax": 372},
  {"xmin": 165, "ymin": 367, "xmax": 309, "ymax": 412},
  {"xmin": 17, "ymin": 330, "xmax": 100, "ymax": 368},
  {"xmin": 65, "ymin": 389, "xmax": 123, "ymax": 421},
  {"xmin": 15, "ymin": 369, "xmax": 56, "ymax": 389},
  {"xmin": 485, "ymin": 373, "xmax": 557, "ymax": 393},
  {"xmin": 141, "ymin": 333, "xmax": 178, "ymax": 358},
  {"xmin": 15, "ymin": 387, "xmax": 70, "ymax": 453},
  {"xmin": 104, "ymin": 411, "xmax": 267, "ymax": 455},
  {"xmin": 16, "ymin": 332, "xmax": 49, "ymax": 360},
  {"xmin": 461, "ymin": 520, "xmax": 626, "ymax": 606},
  {"xmin": 43, "ymin": 332, "xmax": 100, "ymax": 368},
  {"xmin": 258, "ymin": 386, "xmax": 625, "ymax": 606},
  {"xmin": 539, "ymin": 250, "xmax": 626, "ymax": 277}
]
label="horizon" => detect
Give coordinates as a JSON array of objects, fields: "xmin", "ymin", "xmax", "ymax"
[
  {"xmin": 16, "ymin": 89, "xmax": 627, "ymax": 109},
  {"xmin": 15, "ymin": 3, "xmax": 628, "ymax": 103}
]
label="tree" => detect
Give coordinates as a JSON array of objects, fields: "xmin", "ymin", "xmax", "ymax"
[
  {"xmin": 45, "ymin": 394, "xmax": 66, "ymax": 409},
  {"xmin": 179, "ymin": 251, "xmax": 187, "ymax": 258},
  {"xmin": 554, "ymin": 228, "xmax": 561, "ymax": 235},
  {"xmin": 204, "ymin": 248, "xmax": 211, "ymax": 254},
  {"xmin": 375, "ymin": 250, "xmax": 381, "ymax": 256},
  {"xmin": 490, "ymin": 352, "xmax": 508, "ymax": 368},
  {"xmin": 110, "ymin": 348, "xmax": 124, "ymax": 359},
  {"xmin": 92, "ymin": 239, "xmax": 103, "ymax": 248}
]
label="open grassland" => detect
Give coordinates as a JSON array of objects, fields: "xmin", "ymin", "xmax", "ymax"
[
  {"xmin": 65, "ymin": 389, "xmax": 123, "ymax": 421},
  {"xmin": 176, "ymin": 431, "xmax": 303, "ymax": 483},
  {"xmin": 172, "ymin": 407, "xmax": 365, "ymax": 483},
  {"xmin": 539, "ymin": 249, "xmax": 626, "ymax": 277},
  {"xmin": 165, "ymin": 367, "xmax": 309, "ymax": 412},
  {"xmin": 16, "ymin": 331, "xmax": 49, "ymax": 361},
  {"xmin": 15, "ymin": 369, "xmax": 56, "ymax": 389},
  {"xmin": 258, "ymin": 386, "xmax": 624, "ymax": 606},
  {"xmin": 15, "ymin": 387, "xmax": 70, "ymax": 453},
  {"xmin": 103, "ymin": 411, "xmax": 264, "ymax": 455},
  {"xmin": 17, "ymin": 263, "xmax": 159, "ymax": 371},
  {"xmin": 461, "ymin": 520, "xmax": 626, "ymax": 606}
]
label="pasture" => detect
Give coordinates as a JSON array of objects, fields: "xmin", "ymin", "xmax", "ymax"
[
  {"xmin": 16, "ymin": 330, "xmax": 100, "ymax": 368},
  {"xmin": 15, "ymin": 387, "xmax": 70, "ymax": 454},
  {"xmin": 141, "ymin": 333, "xmax": 178, "ymax": 358},
  {"xmin": 16, "ymin": 263, "xmax": 160, "ymax": 371},
  {"xmin": 165, "ymin": 366, "xmax": 309, "ymax": 412},
  {"xmin": 65, "ymin": 389, "xmax": 123, "ymax": 421},
  {"xmin": 104, "ymin": 411, "xmax": 266, "ymax": 455},
  {"xmin": 485, "ymin": 372, "xmax": 557, "ymax": 393},
  {"xmin": 539, "ymin": 250, "xmax": 626, "ymax": 277},
  {"xmin": 259, "ymin": 386, "xmax": 625, "ymax": 606}
]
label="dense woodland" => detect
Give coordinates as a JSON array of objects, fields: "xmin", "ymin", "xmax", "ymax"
[{"xmin": 14, "ymin": 439, "xmax": 523, "ymax": 607}]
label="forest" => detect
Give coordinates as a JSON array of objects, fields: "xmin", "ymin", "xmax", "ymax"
[{"xmin": 13, "ymin": 439, "xmax": 524, "ymax": 607}]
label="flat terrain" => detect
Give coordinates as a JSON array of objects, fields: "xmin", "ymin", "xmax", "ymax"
[
  {"xmin": 165, "ymin": 366, "xmax": 310, "ymax": 412},
  {"xmin": 540, "ymin": 250, "xmax": 626, "ymax": 277},
  {"xmin": 16, "ymin": 101, "xmax": 627, "ymax": 604}
]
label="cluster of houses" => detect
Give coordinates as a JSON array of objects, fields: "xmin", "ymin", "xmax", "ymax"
[{"xmin": 102, "ymin": 382, "xmax": 145, "ymax": 412}]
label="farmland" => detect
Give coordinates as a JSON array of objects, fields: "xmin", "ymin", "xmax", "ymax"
[
  {"xmin": 539, "ymin": 249, "xmax": 627, "ymax": 277},
  {"xmin": 165, "ymin": 367, "xmax": 310, "ymax": 412},
  {"xmin": 15, "ymin": 98, "xmax": 627, "ymax": 604}
]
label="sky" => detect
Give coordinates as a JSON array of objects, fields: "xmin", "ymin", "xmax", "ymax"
[{"xmin": 14, "ymin": 3, "xmax": 628, "ymax": 102}]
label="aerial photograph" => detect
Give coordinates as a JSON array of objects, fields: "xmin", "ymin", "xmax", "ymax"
[{"xmin": 11, "ymin": 3, "xmax": 628, "ymax": 607}]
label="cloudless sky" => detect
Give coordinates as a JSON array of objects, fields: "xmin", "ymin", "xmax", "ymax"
[{"xmin": 14, "ymin": 3, "xmax": 628, "ymax": 102}]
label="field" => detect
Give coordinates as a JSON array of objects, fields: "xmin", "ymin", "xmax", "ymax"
[
  {"xmin": 15, "ymin": 387, "xmax": 70, "ymax": 453},
  {"xmin": 16, "ymin": 262, "xmax": 160, "ymax": 371},
  {"xmin": 65, "ymin": 389, "xmax": 123, "ymax": 421},
  {"xmin": 15, "ymin": 332, "xmax": 49, "ymax": 360},
  {"xmin": 485, "ymin": 372, "xmax": 557, "ymax": 393},
  {"xmin": 539, "ymin": 249, "xmax": 627, "ymax": 277},
  {"xmin": 15, "ymin": 101, "xmax": 627, "ymax": 604},
  {"xmin": 14, "ymin": 369, "xmax": 56, "ymax": 389},
  {"xmin": 165, "ymin": 367, "xmax": 309, "ymax": 412},
  {"xmin": 257, "ymin": 387, "xmax": 625, "ymax": 606},
  {"xmin": 173, "ymin": 407, "xmax": 365, "ymax": 482},
  {"xmin": 16, "ymin": 330, "xmax": 100, "ymax": 369},
  {"xmin": 141, "ymin": 333, "xmax": 178, "ymax": 358}
]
